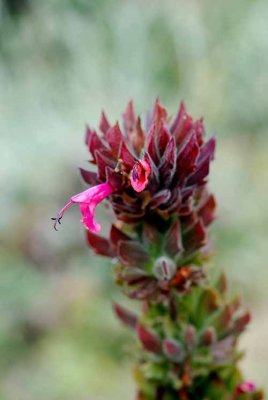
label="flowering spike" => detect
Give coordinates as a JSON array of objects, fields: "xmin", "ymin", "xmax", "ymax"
[{"xmin": 53, "ymin": 99, "xmax": 262, "ymax": 399}]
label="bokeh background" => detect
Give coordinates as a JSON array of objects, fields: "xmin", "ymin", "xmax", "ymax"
[{"xmin": 1, "ymin": 0, "xmax": 268, "ymax": 399}]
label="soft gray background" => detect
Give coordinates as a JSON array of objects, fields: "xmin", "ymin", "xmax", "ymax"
[{"xmin": 0, "ymin": 0, "xmax": 267, "ymax": 399}]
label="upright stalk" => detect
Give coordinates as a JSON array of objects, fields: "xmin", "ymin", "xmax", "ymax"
[{"xmin": 54, "ymin": 100, "xmax": 263, "ymax": 400}]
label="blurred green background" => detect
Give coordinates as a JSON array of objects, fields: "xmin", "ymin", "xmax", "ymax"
[{"xmin": 0, "ymin": 0, "xmax": 267, "ymax": 399}]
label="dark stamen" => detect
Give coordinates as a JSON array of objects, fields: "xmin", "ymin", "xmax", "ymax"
[
  {"xmin": 162, "ymin": 260, "xmax": 169, "ymax": 281},
  {"xmin": 132, "ymin": 165, "xmax": 140, "ymax": 181},
  {"xmin": 51, "ymin": 216, "xmax": 62, "ymax": 231}
]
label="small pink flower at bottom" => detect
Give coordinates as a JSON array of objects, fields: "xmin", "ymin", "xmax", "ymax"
[
  {"xmin": 236, "ymin": 381, "xmax": 256, "ymax": 395},
  {"xmin": 52, "ymin": 182, "xmax": 114, "ymax": 233},
  {"xmin": 130, "ymin": 160, "xmax": 151, "ymax": 192}
]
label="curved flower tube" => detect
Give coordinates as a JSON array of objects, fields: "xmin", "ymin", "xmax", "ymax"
[{"xmin": 52, "ymin": 182, "xmax": 115, "ymax": 233}]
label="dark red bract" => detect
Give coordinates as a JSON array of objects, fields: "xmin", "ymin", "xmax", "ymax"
[
  {"xmin": 78, "ymin": 99, "xmax": 217, "ymax": 299},
  {"xmin": 83, "ymin": 99, "xmax": 216, "ymax": 227}
]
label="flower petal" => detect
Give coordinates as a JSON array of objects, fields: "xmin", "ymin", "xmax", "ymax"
[
  {"xmin": 130, "ymin": 160, "xmax": 151, "ymax": 192},
  {"xmin": 53, "ymin": 182, "xmax": 114, "ymax": 232}
]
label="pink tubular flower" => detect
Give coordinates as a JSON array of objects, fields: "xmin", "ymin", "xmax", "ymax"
[
  {"xmin": 52, "ymin": 182, "xmax": 114, "ymax": 233},
  {"xmin": 130, "ymin": 160, "xmax": 151, "ymax": 192},
  {"xmin": 236, "ymin": 381, "xmax": 256, "ymax": 395}
]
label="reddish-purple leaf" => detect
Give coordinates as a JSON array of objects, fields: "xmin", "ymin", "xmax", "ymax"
[
  {"xmin": 86, "ymin": 231, "xmax": 116, "ymax": 257},
  {"xmin": 187, "ymin": 137, "xmax": 216, "ymax": 186},
  {"xmin": 99, "ymin": 111, "xmax": 111, "ymax": 135},
  {"xmin": 113, "ymin": 302, "xmax": 138, "ymax": 329},
  {"xmin": 117, "ymin": 240, "xmax": 149, "ymax": 267},
  {"xmin": 233, "ymin": 311, "xmax": 251, "ymax": 333},
  {"xmin": 95, "ymin": 150, "xmax": 116, "ymax": 181},
  {"xmin": 163, "ymin": 338, "xmax": 184, "ymax": 362},
  {"xmin": 198, "ymin": 194, "xmax": 217, "ymax": 226},
  {"xmin": 105, "ymin": 123, "xmax": 124, "ymax": 157},
  {"xmin": 143, "ymin": 223, "xmax": 161, "ymax": 244},
  {"xmin": 201, "ymin": 327, "xmax": 217, "ymax": 346},
  {"xmin": 105, "ymin": 167, "xmax": 122, "ymax": 190},
  {"xmin": 146, "ymin": 123, "xmax": 160, "ymax": 165},
  {"xmin": 159, "ymin": 137, "xmax": 177, "ymax": 185},
  {"xmin": 119, "ymin": 141, "xmax": 137, "ymax": 169},
  {"xmin": 197, "ymin": 137, "xmax": 216, "ymax": 166},
  {"xmin": 87, "ymin": 128, "xmax": 108, "ymax": 161},
  {"xmin": 171, "ymin": 102, "xmax": 194, "ymax": 145},
  {"xmin": 184, "ymin": 325, "xmax": 197, "ymax": 350},
  {"xmin": 157, "ymin": 124, "xmax": 171, "ymax": 156},
  {"xmin": 193, "ymin": 117, "xmax": 205, "ymax": 146},
  {"xmin": 144, "ymin": 151, "xmax": 159, "ymax": 187},
  {"xmin": 183, "ymin": 220, "xmax": 206, "ymax": 255},
  {"xmin": 212, "ymin": 336, "xmax": 236, "ymax": 364},
  {"xmin": 122, "ymin": 100, "xmax": 136, "ymax": 136},
  {"xmin": 120, "ymin": 268, "xmax": 149, "ymax": 285},
  {"xmin": 174, "ymin": 132, "xmax": 199, "ymax": 184},
  {"xmin": 170, "ymin": 101, "xmax": 186, "ymax": 134},
  {"xmin": 153, "ymin": 98, "xmax": 168, "ymax": 120},
  {"xmin": 131, "ymin": 116, "xmax": 145, "ymax": 154},
  {"xmin": 128, "ymin": 279, "xmax": 158, "ymax": 300},
  {"xmin": 110, "ymin": 224, "xmax": 131, "ymax": 247},
  {"xmin": 165, "ymin": 220, "xmax": 183, "ymax": 256},
  {"xmin": 79, "ymin": 168, "xmax": 99, "ymax": 185},
  {"xmin": 149, "ymin": 190, "xmax": 171, "ymax": 210},
  {"xmin": 137, "ymin": 324, "xmax": 162, "ymax": 353}
]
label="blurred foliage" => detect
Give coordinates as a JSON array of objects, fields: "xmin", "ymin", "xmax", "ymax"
[{"xmin": 0, "ymin": 0, "xmax": 267, "ymax": 399}]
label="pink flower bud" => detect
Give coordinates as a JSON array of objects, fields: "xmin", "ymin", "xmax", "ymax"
[
  {"xmin": 236, "ymin": 381, "xmax": 256, "ymax": 395},
  {"xmin": 153, "ymin": 256, "xmax": 176, "ymax": 282},
  {"xmin": 130, "ymin": 160, "xmax": 151, "ymax": 192}
]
